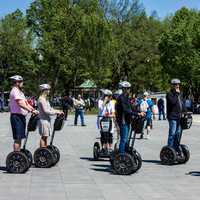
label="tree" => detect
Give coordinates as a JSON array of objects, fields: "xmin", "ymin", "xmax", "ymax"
[
  {"xmin": 0, "ymin": 9, "xmax": 35, "ymax": 93},
  {"xmin": 159, "ymin": 7, "xmax": 200, "ymax": 100}
]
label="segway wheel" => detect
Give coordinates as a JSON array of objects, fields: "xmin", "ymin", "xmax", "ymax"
[
  {"xmin": 179, "ymin": 144, "xmax": 190, "ymax": 164},
  {"xmin": 126, "ymin": 147, "xmax": 142, "ymax": 171},
  {"xmin": 112, "ymin": 152, "xmax": 137, "ymax": 175},
  {"xmin": 34, "ymin": 148, "xmax": 53, "ymax": 168},
  {"xmin": 21, "ymin": 149, "xmax": 33, "ymax": 168},
  {"xmin": 160, "ymin": 146, "xmax": 177, "ymax": 165},
  {"xmin": 6, "ymin": 151, "xmax": 29, "ymax": 173},
  {"xmin": 134, "ymin": 150, "xmax": 142, "ymax": 171},
  {"xmin": 93, "ymin": 142, "xmax": 100, "ymax": 160},
  {"xmin": 47, "ymin": 145, "xmax": 60, "ymax": 166}
]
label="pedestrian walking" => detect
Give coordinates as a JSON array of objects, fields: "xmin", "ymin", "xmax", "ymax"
[{"xmin": 158, "ymin": 98, "xmax": 166, "ymax": 120}]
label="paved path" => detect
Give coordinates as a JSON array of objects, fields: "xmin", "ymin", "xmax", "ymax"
[{"xmin": 0, "ymin": 113, "xmax": 200, "ymax": 200}]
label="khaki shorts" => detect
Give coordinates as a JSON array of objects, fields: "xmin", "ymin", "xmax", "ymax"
[{"xmin": 38, "ymin": 120, "xmax": 52, "ymax": 137}]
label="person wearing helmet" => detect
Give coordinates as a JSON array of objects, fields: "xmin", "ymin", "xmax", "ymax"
[
  {"xmin": 116, "ymin": 81, "xmax": 144, "ymax": 154},
  {"xmin": 37, "ymin": 84, "xmax": 63, "ymax": 148},
  {"xmin": 98, "ymin": 89, "xmax": 116, "ymax": 152},
  {"xmin": 9, "ymin": 75, "xmax": 38, "ymax": 152},
  {"xmin": 166, "ymin": 79, "xmax": 185, "ymax": 153}
]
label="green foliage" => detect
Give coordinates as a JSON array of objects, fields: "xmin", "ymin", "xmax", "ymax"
[
  {"xmin": 159, "ymin": 7, "xmax": 200, "ymax": 99},
  {"xmin": 1, "ymin": 1, "xmax": 200, "ymax": 99}
]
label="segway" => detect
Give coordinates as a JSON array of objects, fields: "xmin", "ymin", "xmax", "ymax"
[
  {"xmin": 6, "ymin": 114, "xmax": 38, "ymax": 173},
  {"xmin": 34, "ymin": 114, "xmax": 65, "ymax": 168},
  {"xmin": 160, "ymin": 112, "xmax": 192, "ymax": 165},
  {"xmin": 110, "ymin": 116, "xmax": 143, "ymax": 175},
  {"xmin": 93, "ymin": 116, "xmax": 113, "ymax": 160}
]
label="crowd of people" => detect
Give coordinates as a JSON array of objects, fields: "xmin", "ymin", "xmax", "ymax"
[{"xmin": 6, "ymin": 74, "xmax": 188, "ymax": 166}]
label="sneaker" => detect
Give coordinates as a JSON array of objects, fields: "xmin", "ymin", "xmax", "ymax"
[
  {"xmin": 82, "ymin": 124, "xmax": 86, "ymax": 126},
  {"xmin": 146, "ymin": 134, "xmax": 150, "ymax": 139}
]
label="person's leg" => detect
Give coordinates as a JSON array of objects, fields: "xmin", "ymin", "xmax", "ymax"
[
  {"xmin": 119, "ymin": 124, "xmax": 129, "ymax": 153},
  {"xmin": 13, "ymin": 140, "xmax": 21, "ymax": 151},
  {"xmin": 65, "ymin": 108, "xmax": 69, "ymax": 120},
  {"xmin": 174, "ymin": 122, "xmax": 182, "ymax": 153},
  {"xmin": 74, "ymin": 109, "xmax": 78, "ymax": 125},
  {"xmin": 167, "ymin": 120, "xmax": 177, "ymax": 148},
  {"xmin": 80, "ymin": 110, "xmax": 85, "ymax": 126},
  {"xmin": 163, "ymin": 109, "xmax": 166, "ymax": 120},
  {"xmin": 158, "ymin": 109, "xmax": 161, "ymax": 120},
  {"xmin": 40, "ymin": 136, "xmax": 48, "ymax": 148},
  {"xmin": 140, "ymin": 119, "xmax": 146, "ymax": 139}
]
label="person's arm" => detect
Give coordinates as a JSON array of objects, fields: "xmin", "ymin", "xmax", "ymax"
[
  {"xmin": 40, "ymin": 99, "xmax": 58, "ymax": 115},
  {"xmin": 16, "ymin": 99, "xmax": 34, "ymax": 113}
]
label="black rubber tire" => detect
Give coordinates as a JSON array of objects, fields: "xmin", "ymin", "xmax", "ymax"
[
  {"xmin": 179, "ymin": 144, "xmax": 190, "ymax": 164},
  {"xmin": 93, "ymin": 142, "xmax": 100, "ymax": 160},
  {"xmin": 6, "ymin": 151, "xmax": 29, "ymax": 173},
  {"xmin": 160, "ymin": 146, "xmax": 177, "ymax": 165},
  {"xmin": 21, "ymin": 149, "xmax": 33, "ymax": 169},
  {"xmin": 34, "ymin": 148, "xmax": 53, "ymax": 168},
  {"xmin": 112, "ymin": 152, "xmax": 137, "ymax": 175},
  {"xmin": 134, "ymin": 150, "xmax": 142, "ymax": 171},
  {"xmin": 47, "ymin": 145, "xmax": 60, "ymax": 166}
]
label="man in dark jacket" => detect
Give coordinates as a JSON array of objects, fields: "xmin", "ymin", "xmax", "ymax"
[
  {"xmin": 62, "ymin": 94, "xmax": 73, "ymax": 120},
  {"xmin": 166, "ymin": 79, "xmax": 184, "ymax": 152},
  {"xmin": 116, "ymin": 81, "xmax": 144, "ymax": 153}
]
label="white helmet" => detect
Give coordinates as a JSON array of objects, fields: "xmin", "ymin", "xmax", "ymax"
[
  {"xmin": 10, "ymin": 75, "xmax": 23, "ymax": 82},
  {"xmin": 118, "ymin": 81, "xmax": 131, "ymax": 89},
  {"xmin": 104, "ymin": 89, "xmax": 112, "ymax": 96},
  {"xmin": 171, "ymin": 79, "xmax": 181, "ymax": 84},
  {"xmin": 39, "ymin": 84, "xmax": 51, "ymax": 91},
  {"xmin": 143, "ymin": 91, "xmax": 149, "ymax": 96}
]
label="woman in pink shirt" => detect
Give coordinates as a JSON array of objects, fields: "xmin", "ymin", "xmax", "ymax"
[{"xmin": 9, "ymin": 75, "xmax": 38, "ymax": 152}]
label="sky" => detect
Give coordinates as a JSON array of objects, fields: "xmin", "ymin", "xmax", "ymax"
[{"xmin": 0, "ymin": 0, "xmax": 200, "ymax": 19}]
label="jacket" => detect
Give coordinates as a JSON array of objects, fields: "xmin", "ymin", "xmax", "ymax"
[{"xmin": 166, "ymin": 89, "xmax": 184, "ymax": 120}]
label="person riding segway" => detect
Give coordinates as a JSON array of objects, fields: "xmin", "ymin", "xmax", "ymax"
[
  {"xmin": 93, "ymin": 89, "xmax": 116, "ymax": 160},
  {"xmin": 160, "ymin": 79, "xmax": 193, "ymax": 165},
  {"xmin": 6, "ymin": 75, "xmax": 39, "ymax": 173},
  {"xmin": 110, "ymin": 81, "xmax": 144, "ymax": 175},
  {"xmin": 33, "ymin": 84, "xmax": 64, "ymax": 168}
]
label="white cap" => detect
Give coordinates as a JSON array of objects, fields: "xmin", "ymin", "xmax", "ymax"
[
  {"xmin": 118, "ymin": 81, "xmax": 131, "ymax": 89},
  {"xmin": 104, "ymin": 89, "xmax": 112, "ymax": 96},
  {"xmin": 143, "ymin": 92, "xmax": 149, "ymax": 96},
  {"xmin": 171, "ymin": 79, "xmax": 181, "ymax": 84},
  {"xmin": 39, "ymin": 84, "xmax": 51, "ymax": 91},
  {"xmin": 10, "ymin": 75, "xmax": 23, "ymax": 81}
]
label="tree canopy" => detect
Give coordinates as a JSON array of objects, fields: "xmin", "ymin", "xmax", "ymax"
[{"xmin": 0, "ymin": 1, "xmax": 200, "ymax": 100}]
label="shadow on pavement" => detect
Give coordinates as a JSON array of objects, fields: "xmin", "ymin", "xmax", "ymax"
[
  {"xmin": 80, "ymin": 157, "xmax": 106, "ymax": 162},
  {"xmin": 186, "ymin": 171, "xmax": 200, "ymax": 176},
  {"xmin": 0, "ymin": 166, "xmax": 7, "ymax": 172},
  {"xmin": 142, "ymin": 159, "xmax": 162, "ymax": 165}
]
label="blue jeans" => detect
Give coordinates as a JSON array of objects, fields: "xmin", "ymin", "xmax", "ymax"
[
  {"xmin": 74, "ymin": 109, "xmax": 85, "ymax": 125},
  {"xmin": 119, "ymin": 123, "xmax": 130, "ymax": 153},
  {"xmin": 167, "ymin": 119, "xmax": 182, "ymax": 152}
]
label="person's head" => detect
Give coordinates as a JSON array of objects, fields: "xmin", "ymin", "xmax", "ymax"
[
  {"xmin": 10, "ymin": 75, "xmax": 23, "ymax": 89},
  {"xmin": 118, "ymin": 81, "xmax": 131, "ymax": 95},
  {"xmin": 103, "ymin": 89, "xmax": 113, "ymax": 100},
  {"xmin": 39, "ymin": 84, "xmax": 51, "ymax": 96},
  {"xmin": 78, "ymin": 94, "xmax": 81, "ymax": 100},
  {"xmin": 171, "ymin": 79, "xmax": 181, "ymax": 91},
  {"xmin": 143, "ymin": 91, "xmax": 149, "ymax": 100}
]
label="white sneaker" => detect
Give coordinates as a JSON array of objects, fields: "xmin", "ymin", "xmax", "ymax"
[{"xmin": 146, "ymin": 134, "xmax": 150, "ymax": 139}]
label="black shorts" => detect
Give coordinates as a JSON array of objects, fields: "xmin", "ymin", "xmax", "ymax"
[{"xmin": 10, "ymin": 114, "xmax": 26, "ymax": 140}]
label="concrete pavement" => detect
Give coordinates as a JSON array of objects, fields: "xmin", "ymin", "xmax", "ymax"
[{"xmin": 0, "ymin": 113, "xmax": 200, "ymax": 200}]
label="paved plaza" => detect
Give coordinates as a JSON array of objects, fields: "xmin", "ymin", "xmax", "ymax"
[{"xmin": 0, "ymin": 113, "xmax": 200, "ymax": 200}]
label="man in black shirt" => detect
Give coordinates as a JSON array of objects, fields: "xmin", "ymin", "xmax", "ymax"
[
  {"xmin": 166, "ymin": 79, "xmax": 184, "ymax": 152},
  {"xmin": 116, "ymin": 81, "xmax": 144, "ymax": 153}
]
